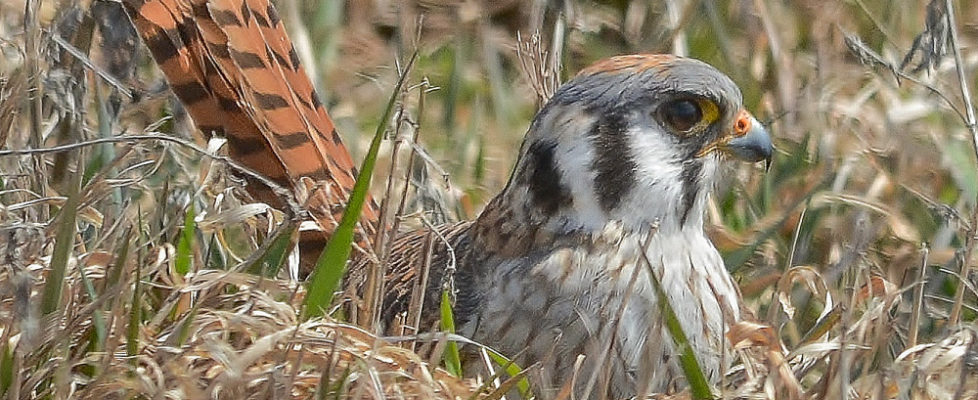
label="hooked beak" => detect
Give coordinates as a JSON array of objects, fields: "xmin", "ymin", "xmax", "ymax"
[{"xmin": 717, "ymin": 111, "xmax": 773, "ymax": 170}]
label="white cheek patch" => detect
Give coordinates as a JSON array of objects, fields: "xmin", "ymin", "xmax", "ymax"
[
  {"xmin": 554, "ymin": 136, "xmax": 606, "ymax": 231},
  {"xmin": 614, "ymin": 121, "xmax": 689, "ymax": 229},
  {"xmin": 533, "ymin": 106, "xmax": 608, "ymax": 232}
]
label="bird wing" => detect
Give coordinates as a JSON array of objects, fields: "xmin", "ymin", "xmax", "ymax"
[{"xmin": 344, "ymin": 221, "xmax": 474, "ymax": 332}]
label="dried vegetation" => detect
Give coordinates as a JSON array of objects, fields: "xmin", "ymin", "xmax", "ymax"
[{"xmin": 1, "ymin": 0, "xmax": 977, "ymax": 398}]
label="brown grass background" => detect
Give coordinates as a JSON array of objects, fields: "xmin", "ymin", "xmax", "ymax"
[{"xmin": 0, "ymin": 0, "xmax": 977, "ymax": 398}]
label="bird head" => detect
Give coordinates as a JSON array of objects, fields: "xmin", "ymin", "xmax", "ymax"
[{"xmin": 494, "ymin": 54, "xmax": 772, "ymax": 236}]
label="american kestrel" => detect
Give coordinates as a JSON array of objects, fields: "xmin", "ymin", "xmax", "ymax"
[
  {"xmin": 123, "ymin": 1, "xmax": 772, "ymax": 396},
  {"xmin": 373, "ymin": 54, "xmax": 773, "ymax": 397}
]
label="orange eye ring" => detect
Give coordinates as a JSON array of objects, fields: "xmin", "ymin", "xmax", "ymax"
[{"xmin": 733, "ymin": 109, "xmax": 752, "ymax": 137}]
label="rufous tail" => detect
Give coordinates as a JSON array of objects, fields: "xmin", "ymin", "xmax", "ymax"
[{"xmin": 122, "ymin": 0, "xmax": 379, "ymax": 267}]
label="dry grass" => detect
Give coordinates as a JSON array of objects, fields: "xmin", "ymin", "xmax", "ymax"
[{"xmin": 1, "ymin": 0, "xmax": 978, "ymax": 399}]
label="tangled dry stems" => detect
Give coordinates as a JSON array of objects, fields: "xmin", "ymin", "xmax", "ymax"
[{"xmin": 2, "ymin": 0, "xmax": 978, "ymax": 399}]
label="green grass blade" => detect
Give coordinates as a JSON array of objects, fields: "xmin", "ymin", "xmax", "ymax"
[
  {"xmin": 315, "ymin": 364, "xmax": 351, "ymax": 400},
  {"xmin": 0, "ymin": 340, "xmax": 12, "ymax": 396},
  {"xmin": 316, "ymin": 358, "xmax": 331, "ymax": 400},
  {"xmin": 41, "ymin": 165, "xmax": 80, "ymax": 316},
  {"xmin": 78, "ymin": 262, "xmax": 106, "ymax": 351},
  {"xmin": 439, "ymin": 289, "xmax": 462, "ymax": 377},
  {"xmin": 126, "ymin": 246, "xmax": 142, "ymax": 365},
  {"xmin": 301, "ymin": 53, "xmax": 417, "ymax": 321},
  {"xmin": 248, "ymin": 219, "xmax": 298, "ymax": 277},
  {"xmin": 97, "ymin": 228, "xmax": 133, "ymax": 358},
  {"xmin": 645, "ymin": 259, "xmax": 714, "ymax": 399},
  {"xmin": 174, "ymin": 304, "xmax": 199, "ymax": 346},
  {"xmin": 485, "ymin": 348, "xmax": 531, "ymax": 398},
  {"xmin": 174, "ymin": 203, "xmax": 195, "ymax": 275},
  {"xmin": 478, "ymin": 360, "xmax": 534, "ymax": 400},
  {"xmin": 205, "ymin": 234, "xmax": 226, "ymax": 270},
  {"xmin": 105, "ymin": 228, "xmax": 132, "ymax": 293},
  {"xmin": 798, "ymin": 304, "xmax": 843, "ymax": 346}
]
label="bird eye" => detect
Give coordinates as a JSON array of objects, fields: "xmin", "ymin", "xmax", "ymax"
[{"xmin": 659, "ymin": 99, "xmax": 703, "ymax": 133}]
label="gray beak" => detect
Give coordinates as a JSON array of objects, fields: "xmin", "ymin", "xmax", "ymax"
[{"xmin": 726, "ymin": 116, "xmax": 773, "ymax": 170}]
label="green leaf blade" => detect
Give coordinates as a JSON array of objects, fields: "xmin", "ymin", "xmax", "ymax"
[
  {"xmin": 41, "ymin": 168, "xmax": 80, "ymax": 317},
  {"xmin": 440, "ymin": 289, "xmax": 462, "ymax": 378},
  {"xmin": 302, "ymin": 53, "xmax": 418, "ymax": 321},
  {"xmin": 174, "ymin": 203, "xmax": 195, "ymax": 276}
]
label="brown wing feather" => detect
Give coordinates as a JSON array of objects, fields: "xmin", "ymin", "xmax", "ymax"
[
  {"xmin": 123, "ymin": 0, "xmax": 378, "ymax": 261},
  {"xmin": 347, "ymin": 221, "xmax": 475, "ymax": 333}
]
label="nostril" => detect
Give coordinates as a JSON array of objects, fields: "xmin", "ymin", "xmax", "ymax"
[{"xmin": 734, "ymin": 111, "xmax": 752, "ymax": 136}]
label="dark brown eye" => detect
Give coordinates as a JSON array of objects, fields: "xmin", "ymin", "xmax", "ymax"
[{"xmin": 659, "ymin": 99, "xmax": 703, "ymax": 132}]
